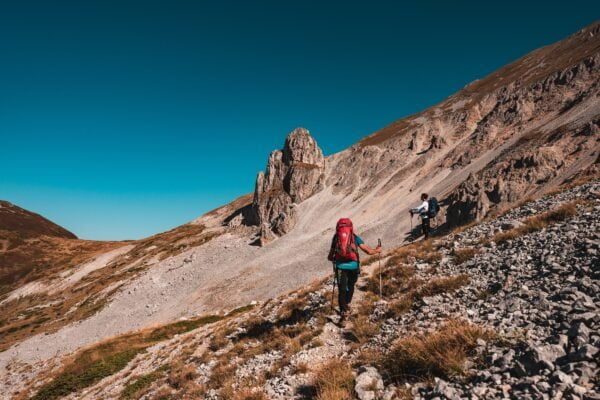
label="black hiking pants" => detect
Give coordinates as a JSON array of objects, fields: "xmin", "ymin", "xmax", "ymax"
[
  {"xmin": 422, "ymin": 217, "xmax": 430, "ymax": 239},
  {"xmin": 337, "ymin": 268, "xmax": 359, "ymax": 312}
]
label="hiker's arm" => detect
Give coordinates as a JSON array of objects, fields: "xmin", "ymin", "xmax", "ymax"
[
  {"xmin": 410, "ymin": 201, "xmax": 428, "ymax": 215},
  {"xmin": 359, "ymin": 243, "xmax": 382, "ymax": 255}
]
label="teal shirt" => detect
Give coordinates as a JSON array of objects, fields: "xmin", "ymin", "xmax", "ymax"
[{"xmin": 335, "ymin": 235, "xmax": 364, "ymax": 270}]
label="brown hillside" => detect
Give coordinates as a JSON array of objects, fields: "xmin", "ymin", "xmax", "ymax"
[{"xmin": 0, "ymin": 201, "xmax": 77, "ymax": 239}]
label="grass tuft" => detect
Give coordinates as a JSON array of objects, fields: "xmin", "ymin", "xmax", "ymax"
[
  {"xmin": 383, "ymin": 274, "xmax": 470, "ymax": 319},
  {"xmin": 231, "ymin": 388, "xmax": 269, "ymax": 400},
  {"xmin": 418, "ymin": 274, "xmax": 470, "ymax": 298},
  {"xmin": 452, "ymin": 248, "xmax": 478, "ymax": 264},
  {"xmin": 146, "ymin": 315, "xmax": 222, "ymax": 342},
  {"xmin": 491, "ymin": 201, "xmax": 581, "ymax": 244},
  {"xmin": 378, "ymin": 319, "xmax": 494, "ymax": 382},
  {"xmin": 166, "ymin": 362, "xmax": 200, "ymax": 391},
  {"xmin": 312, "ymin": 359, "xmax": 355, "ymax": 400}
]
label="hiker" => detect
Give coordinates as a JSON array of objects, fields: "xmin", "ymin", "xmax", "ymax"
[
  {"xmin": 328, "ymin": 218, "xmax": 382, "ymax": 319},
  {"xmin": 410, "ymin": 193, "xmax": 438, "ymax": 239}
]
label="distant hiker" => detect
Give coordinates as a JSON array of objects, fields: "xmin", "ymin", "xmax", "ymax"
[
  {"xmin": 410, "ymin": 193, "xmax": 439, "ymax": 239},
  {"xmin": 328, "ymin": 218, "xmax": 382, "ymax": 319}
]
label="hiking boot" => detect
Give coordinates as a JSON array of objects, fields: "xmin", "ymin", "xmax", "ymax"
[{"xmin": 339, "ymin": 308, "xmax": 347, "ymax": 321}]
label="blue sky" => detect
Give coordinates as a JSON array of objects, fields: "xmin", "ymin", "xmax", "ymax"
[{"xmin": 1, "ymin": 1, "xmax": 598, "ymax": 240}]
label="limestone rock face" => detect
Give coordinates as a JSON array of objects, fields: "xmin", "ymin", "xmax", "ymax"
[{"xmin": 249, "ymin": 127, "xmax": 325, "ymax": 244}]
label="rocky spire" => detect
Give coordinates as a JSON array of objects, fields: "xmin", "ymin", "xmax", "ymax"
[{"xmin": 249, "ymin": 127, "xmax": 325, "ymax": 245}]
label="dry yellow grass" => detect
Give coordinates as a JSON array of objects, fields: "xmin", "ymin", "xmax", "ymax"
[
  {"xmin": 382, "ymin": 274, "xmax": 470, "ymax": 319},
  {"xmin": 166, "ymin": 362, "xmax": 198, "ymax": 390},
  {"xmin": 384, "ymin": 239, "xmax": 442, "ymax": 267},
  {"xmin": 451, "ymin": 219, "xmax": 482, "ymax": 234},
  {"xmin": 312, "ymin": 359, "xmax": 355, "ymax": 400},
  {"xmin": 351, "ymin": 315, "xmax": 381, "ymax": 344},
  {"xmin": 209, "ymin": 332, "xmax": 230, "ymax": 351},
  {"xmin": 231, "ymin": 388, "xmax": 269, "ymax": 400},
  {"xmin": 418, "ymin": 274, "xmax": 470, "ymax": 298},
  {"xmin": 293, "ymin": 361, "xmax": 309, "ymax": 374},
  {"xmin": 452, "ymin": 248, "xmax": 478, "ymax": 264},
  {"xmin": 394, "ymin": 386, "xmax": 414, "ymax": 399},
  {"xmin": 355, "ymin": 348, "xmax": 381, "ymax": 367},
  {"xmin": 208, "ymin": 360, "xmax": 238, "ymax": 388},
  {"xmin": 490, "ymin": 200, "xmax": 582, "ymax": 244},
  {"xmin": 276, "ymin": 295, "xmax": 307, "ymax": 320},
  {"xmin": 367, "ymin": 265, "xmax": 416, "ymax": 297},
  {"xmin": 349, "ymin": 294, "xmax": 382, "ymax": 343},
  {"xmin": 317, "ymin": 388, "xmax": 353, "ymax": 400},
  {"xmin": 378, "ymin": 319, "xmax": 494, "ymax": 382},
  {"xmin": 153, "ymin": 386, "xmax": 173, "ymax": 400},
  {"xmin": 387, "ymin": 296, "xmax": 414, "ymax": 318}
]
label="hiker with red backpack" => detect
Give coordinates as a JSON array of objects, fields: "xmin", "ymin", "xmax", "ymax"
[
  {"xmin": 327, "ymin": 218, "xmax": 382, "ymax": 320},
  {"xmin": 410, "ymin": 193, "xmax": 439, "ymax": 239}
]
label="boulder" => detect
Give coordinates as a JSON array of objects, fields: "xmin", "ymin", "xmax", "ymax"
[
  {"xmin": 518, "ymin": 344, "xmax": 566, "ymax": 374},
  {"xmin": 355, "ymin": 366, "xmax": 384, "ymax": 400}
]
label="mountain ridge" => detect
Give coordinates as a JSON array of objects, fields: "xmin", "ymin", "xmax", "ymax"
[{"xmin": 0, "ymin": 200, "xmax": 77, "ymax": 240}]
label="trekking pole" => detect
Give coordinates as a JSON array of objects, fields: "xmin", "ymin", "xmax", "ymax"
[
  {"xmin": 378, "ymin": 239, "xmax": 383, "ymax": 298},
  {"xmin": 331, "ymin": 263, "xmax": 337, "ymax": 312}
]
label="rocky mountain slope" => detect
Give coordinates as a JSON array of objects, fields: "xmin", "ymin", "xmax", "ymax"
[
  {"xmin": 10, "ymin": 177, "xmax": 599, "ymax": 400},
  {"xmin": 1, "ymin": 21, "xmax": 599, "ymax": 399}
]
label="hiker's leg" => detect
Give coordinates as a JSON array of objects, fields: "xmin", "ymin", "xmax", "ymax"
[
  {"xmin": 422, "ymin": 218, "xmax": 430, "ymax": 238},
  {"xmin": 337, "ymin": 269, "xmax": 349, "ymax": 311},
  {"xmin": 345, "ymin": 269, "xmax": 359, "ymax": 305}
]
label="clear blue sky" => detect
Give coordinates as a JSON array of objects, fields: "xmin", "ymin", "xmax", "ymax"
[{"xmin": 1, "ymin": 1, "xmax": 598, "ymax": 240}]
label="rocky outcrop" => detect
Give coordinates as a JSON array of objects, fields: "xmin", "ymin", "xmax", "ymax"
[
  {"xmin": 445, "ymin": 116, "xmax": 600, "ymax": 226},
  {"xmin": 248, "ymin": 128, "xmax": 325, "ymax": 244}
]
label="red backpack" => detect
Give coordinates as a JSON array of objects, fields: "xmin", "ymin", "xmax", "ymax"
[{"xmin": 328, "ymin": 218, "xmax": 359, "ymax": 262}]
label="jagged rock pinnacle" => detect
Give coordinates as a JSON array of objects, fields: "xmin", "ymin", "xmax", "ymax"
[{"xmin": 248, "ymin": 127, "xmax": 325, "ymax": 245}]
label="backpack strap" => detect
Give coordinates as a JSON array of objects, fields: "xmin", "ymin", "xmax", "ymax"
[
  {"xmin": 353, "ymin": 233, "xmax": 361, "ymax": 262},
  {"xmin": 328, "ymin": 234, "xmax": 338, "ymax": 261}
]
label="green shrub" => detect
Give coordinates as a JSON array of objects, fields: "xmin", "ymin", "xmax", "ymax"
[
  {"xmin": 120, "ymin": 365, "xmax": 168, "ymax": 399},
  {"xmin": 32, "ymin": 348, "xmax": 145, "ymax": 400}
]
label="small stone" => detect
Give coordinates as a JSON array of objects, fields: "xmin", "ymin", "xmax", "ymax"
[
  {"xmin": 433, "ymin": 379, "xmax": 460, "ymax": 400},
  {"xmin": 551, "ymin": 370, "xmax": 573, "ymax": 385},
  {"xmin": 472, "ymin": 386, "xmax": 487, "ymax": 397},
  {"xmin": 382, "ymin": 385, "xmax": 397, "ymax": 400},
  {"xmin": 536, "ymin": 381, "xmax": 551, "ymax": 392},
  {"xmin": 567, "ymin": 345, "xmax": 599, "ymax": 362},
  {"xmin": 568, "ymin": 322, "xmax": 591, "ymax": 346},
  {"xmin": 572, "ymin": 385, "xmax": 588, "ymax": 396}
]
